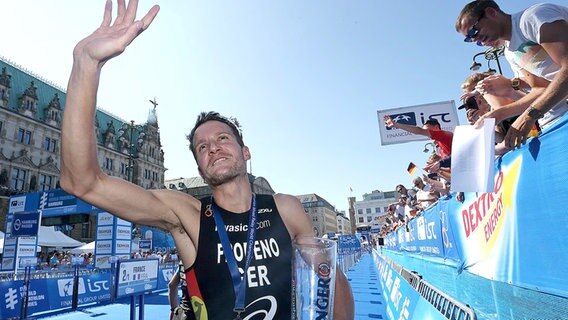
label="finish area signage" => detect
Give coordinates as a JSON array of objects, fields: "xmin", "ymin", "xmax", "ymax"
[
  {"xmin": 11, "ymin": 211, "xmax": 40, "ymax": 236},
  {"xmin": 116, "ymin": 259, "xmax": 159, "ymax": 298}
]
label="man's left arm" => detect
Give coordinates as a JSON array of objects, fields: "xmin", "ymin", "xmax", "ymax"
[{"xmin": 506, "ymin": 20, "xmax": 568, "ymax": 148}]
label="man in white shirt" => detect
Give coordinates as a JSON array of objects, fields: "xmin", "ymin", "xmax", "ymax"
[{"xmin": 456, "ymin": 1, "xmax": 568, "ymax": 149}]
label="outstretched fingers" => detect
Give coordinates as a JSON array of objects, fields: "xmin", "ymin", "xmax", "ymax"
[
  {"xmin": 124, "ymin": 0, "xmax": 139, "ymax": 24},
  {"xmin": 121, "ymin": 5, "xmax": 159, "ymax": 48},
  {"xmin": 100, "ymin": 0, "xmax": 113, "ymax": 27},
  {"xmin": 113, "ymin": 0, "xmax": 127, "ymax": 26},
  {"xmin": 139, "ymin": 5, "xmax": 160, "ymax": 31}
]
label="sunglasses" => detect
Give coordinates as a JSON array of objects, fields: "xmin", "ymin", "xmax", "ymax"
[
  {"xmin": 464, "ymin": 12, "xmax": 485, "ymax": 44},
  {"xmin": 464, "ymin": 96, "xmax": 479, "ymax": 110}
]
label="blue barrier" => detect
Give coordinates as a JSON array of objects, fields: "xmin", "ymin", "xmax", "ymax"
[
  {"xmin": 0, "ymin": 264, "xmax": 177, "ymax": 319},
  {"xmin": 382, "ymin": 112, "xmax": 568, "ymax": 299}
]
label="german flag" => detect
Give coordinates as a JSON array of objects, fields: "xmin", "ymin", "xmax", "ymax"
[
  {"xmin": 407, "ymin": 162, "xmax": 417, "ymax": 175},
  {"xmin": 528, "ymin": 122, "xmax": 541, "ymax": 138}
]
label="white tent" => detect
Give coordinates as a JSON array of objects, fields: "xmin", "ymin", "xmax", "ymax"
[
  {"xmin": 70, "ymin": 241, "xmax": 94, "ymax": 254},
  {"xmin": 38, "ymin": 226, "xmax": 85, "ymax": 248},
  {"xmin": 0, "ymin": 227, "xmax": 84, "ymax": 254}
]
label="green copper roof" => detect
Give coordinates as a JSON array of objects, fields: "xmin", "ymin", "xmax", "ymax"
[{"xmin": 0, "ymin": 57, "xmax": 140, "ymax": 145}]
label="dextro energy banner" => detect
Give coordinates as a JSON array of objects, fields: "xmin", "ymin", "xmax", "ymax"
[
  {"xmin": 377, "ymin": 100, "xmax": 459, "ymax": 146},
  {"xmin": 382, "ymin": 113, "xmax": 568, "ymax": 298},
  {"xmin": 448, "ymin": 113, "xmax": 568, "ymax": 298}
]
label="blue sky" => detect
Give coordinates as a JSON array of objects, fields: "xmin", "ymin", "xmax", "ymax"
[{"xmin": 0, "ymin": 0, "xmax": 554, "ymax": 212}]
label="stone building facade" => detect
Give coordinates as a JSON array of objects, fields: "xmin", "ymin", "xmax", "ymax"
[{"xmin": 0, "ymin": 57, "xmax": 166, "ymax": 243}]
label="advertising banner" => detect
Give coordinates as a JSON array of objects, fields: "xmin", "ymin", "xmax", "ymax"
[
  {"xmin": 0, "ymin": 272, "xmax": 111, "ymax": 318},
  {"xmin": 377, "ymin": 100, "xmax": 459, "ymax": 146},
  {"xmin": 11, "ymin": 211, "xmax": 40, "ymax": 236},
  {"xmin": 95, "ymin": 212, "xmax": 131, "ymax": 269},
  {"xmin": 40, "ymin": 189, "xmax": 100, "ymax": 217},
  {"xmin": 374, "ymin": 254, "xmax": 445, "ymax": 320},
  {"xmin": 138, "ymin": 239, "xmax": 152, "ymax": 251},
  {"xmin": 337, "ymin": 235, "xmax": 361, "ymax": 254},
  {"xmin": 381, "ymin": 114, "xmax": 568, "ymax": 298}
]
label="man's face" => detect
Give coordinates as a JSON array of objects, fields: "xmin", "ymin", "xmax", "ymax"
[
  {"xmin": 460, "ymin": 10, "xmax": 503, "ymax": 47},
  {"xmin": 414, "ymin": 180, "xmax": 424, "ymax": 189},
  {"xmin": 193, "ymin": 121, "xmax": 250, "ymax": 187}
]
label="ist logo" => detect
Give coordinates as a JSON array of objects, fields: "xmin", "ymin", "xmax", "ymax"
[
  {"xmin": 386, "ymin": 112, "xmax": 416, "ymax": 130},
  {"xmin": 57, "ymin": 278, "xmax": 86, "ymax": 297},
  {"xmin": 9, "ymin": 196, "xmax": 26, "ymax": 212}
]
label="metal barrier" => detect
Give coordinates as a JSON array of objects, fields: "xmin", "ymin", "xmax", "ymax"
[
  {"xmin": 399, "ymin": 268, "xmax": 422, "ymax": 289},
  {"xmin": 1, "ymin": 261, "xmax": 178, "ymax": 282},
  {"xmin": 380, "ymin": 254, "xmax": 477, "ymax": 320},
  {"xmin": 417, "ymin": 279, "xmax": 476, "ymax": 320},
  {"xmin": 338, "ymin": 251, "xmax": 362, "ymax": 272}
]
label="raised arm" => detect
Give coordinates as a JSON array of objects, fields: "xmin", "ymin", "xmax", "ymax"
[
  {"xmin": 384, "ymin": 115, "xmax": 430, "ymax": 137},
  {"xmin": 60, "ymin": 0, "xmax": 193, "ymax": 231},
  {"xmin": 505, "ymin": 20, "xmax": 568, "ymax": 148}
]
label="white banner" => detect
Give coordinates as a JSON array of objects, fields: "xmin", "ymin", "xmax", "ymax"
[
  {"xmin": 377, "ymin": 100, "xmax": 460, "ymax": 146},
  {"xmin": 451, "ymin": 119, "xmax": 496, "ymax": 192}
]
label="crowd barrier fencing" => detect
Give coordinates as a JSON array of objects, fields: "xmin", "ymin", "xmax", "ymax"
[
  {"xmin": 373, "ymin": 250, "xmax": 476, "ymax": 320},
  {"xmin": 0, "ymin": 262, "xmax": 177, "ymax": 319},
  {"xmin": 382, "ymin": 112, "xmax": 568, "ymax": 299}
]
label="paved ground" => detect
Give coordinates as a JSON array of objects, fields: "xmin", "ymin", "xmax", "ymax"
[{"xmin": 35, "ymin": 252, "xmax": 386, "ymax": 319}]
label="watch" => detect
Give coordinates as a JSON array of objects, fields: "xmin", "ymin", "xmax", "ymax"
[
  {"xmin": 511, "ymin": 78, "xmax": 521, "ymax": 91},
  {"xmin": 527, "ymin": 106, "xmax": 544, "ymax": 119}
]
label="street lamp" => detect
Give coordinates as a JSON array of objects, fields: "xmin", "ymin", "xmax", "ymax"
[
  {"xmin": 423, "ymin": 142, "xmax": 436, "ymax": 154},
  {"xmin": 469, "ymin": 46, "xmax": 504, "ymax": 74},
  {"xmin": 486, "ymin": 60, "xmax": 497, "ymax": 75},
  {"xmin": 117, "ymin": 120, "xmax": 146, "ymax": 183}
]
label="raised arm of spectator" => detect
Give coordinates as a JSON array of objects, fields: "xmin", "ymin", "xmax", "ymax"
[
  {"xmin": 384, "ymin": 115, "xmax": 430, "ymax": 137},
  {"xmin": 437, "ymin": 168, "xmax": 452, "ymax": 183}
]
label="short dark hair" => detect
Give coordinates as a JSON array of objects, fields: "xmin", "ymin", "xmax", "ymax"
[
  {"xmin": 456, "ymin": 0, "xmax": 502, "ymax": 32},
  {"xmin": 424, "ymin": 119, "xmax": 440, "ymax": 127},
  {"xmin": 187, "ymin": 111, "xmax": 244, "ymax": 159}
]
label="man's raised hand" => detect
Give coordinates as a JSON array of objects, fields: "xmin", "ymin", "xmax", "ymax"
[{"xmin": 73, "ymin": 0, "xmax": 159, "ymax": 67}]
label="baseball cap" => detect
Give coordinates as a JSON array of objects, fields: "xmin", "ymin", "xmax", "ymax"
[{"xmin": 458, "ymin": 96, "xmax": 478, "ymax": 110}]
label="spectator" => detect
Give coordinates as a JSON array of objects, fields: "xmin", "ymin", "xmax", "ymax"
[
  {"xmin": 384, "ymin": 116, "xmax": 453, "ymax": 158},
  {"xmin": 49, "ymin": 252, "xmax": 60, "ymax": 268},
  {"xmin": 412, "ymin": 177, "xmax": 439, "ymax": 210},
  {"xmin": 460, "ymin": 72, "xmax": 541, "ymax": 155},
  {"xmin": 456, "ymin": 1, "xmax": 568, "ymax": 149}
]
